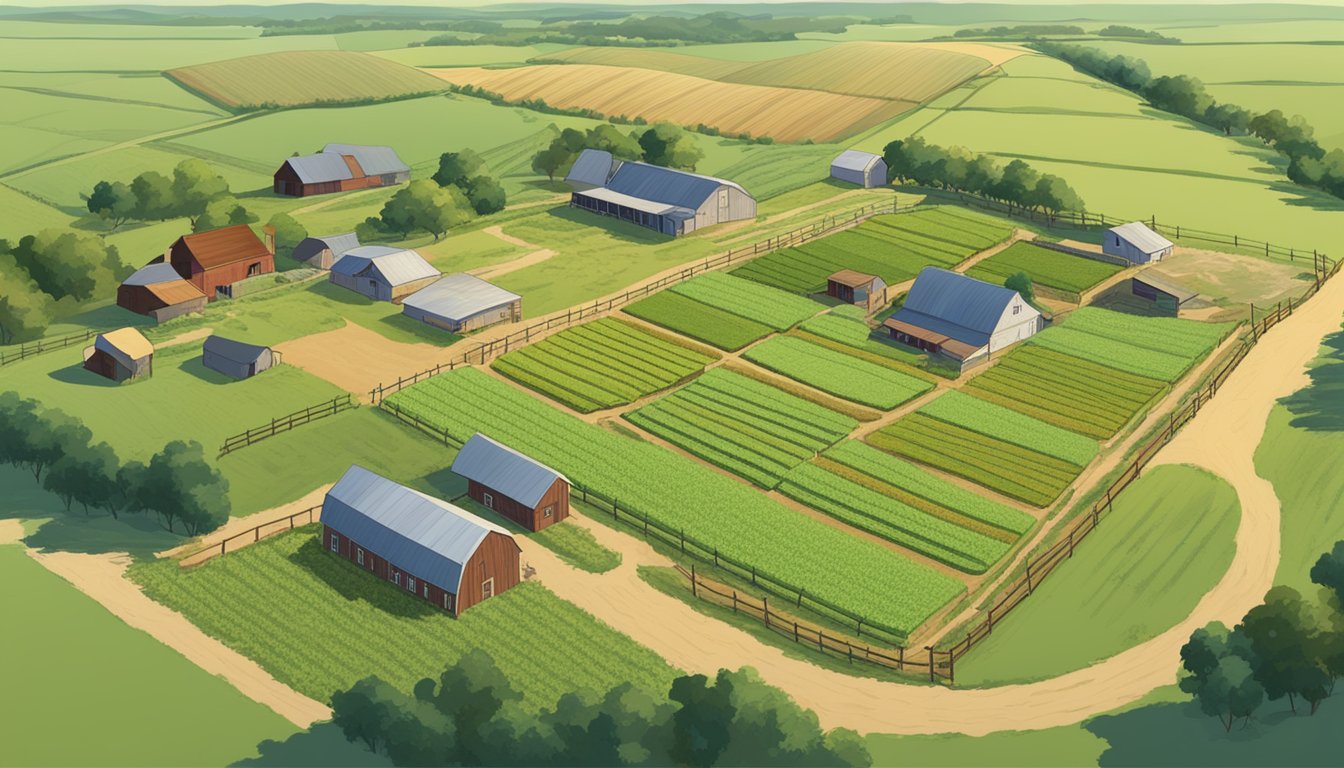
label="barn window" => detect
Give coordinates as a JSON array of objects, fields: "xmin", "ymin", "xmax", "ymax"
[
  {"xmin": 329, "ymin": 533, "xmax": 339, "ymax": 552},
  {"xmin": 407, "ymin": 576, "xmax": 416, "ymax": 593},
  {"xmin": 357, "ymin": 548, "xmax": 364, "ymax": 565},
  {"xmin": 393, "ymin": 571, "xmax": 401, "ymax": 586},
  {"xmin": 1012, "ymin": 305, "xmax": 1021, "ymax": 315},
  {"xmin": 482, "ymin": 578, "xmax": 495, "ymax": 599},
  {"xmin": 543, "ymin": 505, "xmax": 553, "ymax": 518},
  {"xmin": 423, "ymin": 584, "xmax": 429, "ymax": 598},
  {"xmin": 248, "ymin": 262, "xmax": 261, "ymax": 277},
  {"xmin": 483, "ymin": 492, "xmax": 494, "ymax": 510}
]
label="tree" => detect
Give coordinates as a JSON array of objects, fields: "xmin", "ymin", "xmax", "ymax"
[
  {"xmin": 532, "ymin": 144, "xmax": 573, "ymax": 183},
  {"xmin": 332, "ymin": 677, "xmax": 400, "ymax": 754},
  {"xmin": 267, "ymin": 212, "xmax": 307, "ymax": 259},
  {"xmin": 172, "ymin": 159, "xmax": 231, "ymax": 226},
  {"xmin": 638, "ymin": 123, "xmax": 703, "ymax": 170},
  {"xmin": 9, "ymin": 230, "xmax": 122, "ymax": 302},
  {"xmin": 0, "ymin": 254, "xmax": 53, "ymax": 344},
  {"xmin": 432, "ymin": 149, "xmax": 485, "ymax": 189},
  {"xmin": 372, "ymin": 180, "xmax": 474, "ymax": 242},
  {"xmin": 1004, "ymin": 272, "xmax": 1035, "ymax": 303},
  {"xmin": 85, "ymin": 180, "xmax": 137, "ymax": 230},
  {"xmin": 43, "ymin": 440, "xmax": 119, "ymax": 515},
  {"xmin": 193, "ymin": 196, "xmax": 251, "ymax": 233},
  {"xmin": 129, "ymin": 170, "xmax": 177, "ymax": 221},
  {"xmin": 1240, "ymin": 586, "xmax": 1332, "ymax": 714},
  {"xmin": 667, "ymin": 672, "xmax": 736, "ymax": 767},
  {"xmin": 992, "ymin": 160, "xmax": 1040, "ymax": 209},
  {"xmin": 415, "ymin": 648, "xmax": 522, "ymax": 762},
  {"xmin": 586, "ymin": 123, "xmax": 642, "ymax": 160},
  {"xmin": 464, "ymin": 175, "xmax": 506, "ymax": 215},
  {"xmin": 139, "ymin": 441, "xmax": 230, "ymax": 535},
  {"xmin": 1198, "ymin": 655, "xmax": 1266, "ymax": 731},
  {"xmin": 1312, "ymin": 542, "xmax": 1344, "ymax": 608}
]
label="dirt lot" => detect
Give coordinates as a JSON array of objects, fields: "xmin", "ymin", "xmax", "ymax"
[
  {"xmin": 1156, "ymin": 247, "xmax": 1313, "ymax": 319},
  {"xmin": 274, "ymin": 321, "xmax": 454, "ymax": 398}
]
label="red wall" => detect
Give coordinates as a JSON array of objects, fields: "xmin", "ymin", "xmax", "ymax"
[{"xmin": 467, "ymin": 479, "xmax": 569, "ymax": 532}]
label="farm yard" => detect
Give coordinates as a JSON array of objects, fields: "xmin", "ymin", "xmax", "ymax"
[
  {"xmin": 965, "ymin": 241, "xmax": 1125, "ymax": 296},
  {"xmin": 167, "ymin": 50, "xmax": 446, "ymax": 109}
]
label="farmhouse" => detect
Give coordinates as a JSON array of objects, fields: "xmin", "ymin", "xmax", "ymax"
[
  {"xmin": 830, "ymin": 150, "xmax": 888, "ymax": 188},
  {"xmin": 329, "ymin": 246, "xmax": 440, "ymax": 303},
  {"xmin": 83, "ymin": 328, "xmax": 152, "ymax": 382},
  {"xmin": 1131, "ymin": 271, "xmax": 1198, "ymax": 314},
  {"xmin": 273, "ymin": 144, "xmax": 411, "ymax": 197},
  {"xmin": 321, "ymin": 465, "xmax": 520, "ymax": 616},
  {"xmin": 292, "ymin": 232, "xmax": 360, "ymax": 270},
  {"xmin": 566, "ymin": 148, "xmax": 756, "ymax": 236},
  {"xmin": 883, "ymin": 267, "xmax": 1043, "ymax": 369},
  {"xmin": 1104, "ymin": 222, "xmax": 1173, "ymax": 264},
  {"xmin": 160, "ymin": 224, "xmax": 275, "ymax": 300},
  {"xmin": 401, "ymin": 273, "xmax": 522, "ymax": 333},
  {"xmin": 116, "ymin": 262, "xmax": 207, "ymax": 323},
  {"xmin": 202, "ymin": 335, "xmax": 276, "ymax": 380},
  {"xmin": 826, "ymin": 270, "xmax": 887, "ymax": 311},
  {"xmin": 451, "ymin": 433, "xmax": 571, "ymax": 532}
]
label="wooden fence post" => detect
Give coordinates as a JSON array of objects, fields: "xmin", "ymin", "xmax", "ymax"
[
  {"xmin": 926, "ymin": 647, "xmax": 935, "ymax": 683},
  {"xmin": 763, "ymin": 596, "xmax": 770, "ymax": 629},
  {"xmin": 691, "ymin": 564, "xmax": 697, "ymax": 598}
]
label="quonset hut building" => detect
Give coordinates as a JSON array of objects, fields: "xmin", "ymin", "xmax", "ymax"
[{"xmin": 565, "ymin": 149, "xmax": 755, "ymax": 236}]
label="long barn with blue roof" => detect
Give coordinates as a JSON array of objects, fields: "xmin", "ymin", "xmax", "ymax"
[{"xmin": 883, "ymin": 267, "xmax": 1043, "ymax": 370}]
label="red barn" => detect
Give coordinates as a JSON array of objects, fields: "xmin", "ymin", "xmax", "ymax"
[
  {"xmin": 451, "ymin": 433, "xmax": 571, "ymax": 532},
  {"xmin": 273, "ymin": 144, "xmax": 411, "ymax": 198},
  {"xmin": 162, "ymin": 224, "xmax": 274, "ymax": 300},
  {"xmin": 321, "ymin": 465, "xmax": 520, "ymax": 616}
]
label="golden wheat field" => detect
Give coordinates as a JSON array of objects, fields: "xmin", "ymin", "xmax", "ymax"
[
  {"xmin": 428, "ymin": 64, "xmax": 910, "ymax": 143},
  {"xmin": 168, "ymin": 50, "xmax": 446, "ymax": 108},
  {"xmin": 533, "ymin": 47, "xmax": 747, "ymax": 80},
  {"xmin": 723, "ymin": 42, "xmax": 993, "ymax": 101}
]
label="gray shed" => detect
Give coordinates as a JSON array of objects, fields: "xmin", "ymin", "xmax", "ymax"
[
  {"xmin": 830, "ymin": 150, "xmax": 887, "ymax": 188},
  {"xmin": 202, "ymin": 335, "xmax": 276, "ymax": 380},
  {"xmin": 330, "ymin": 246, "xmax": 441, "ymax": 303},
  {"xmin": 1104, "ymin": 222, "xmax": 1174, "ymax": 264},
  {"xmin": 293, "ymin": 232, "xmax": 360, "ymax": 270},
  {"xmin": 1131, "ymin": 271, "xmax": 1198, "ymax": 313},
  {"xmin": 401, "ymin": 273, "xmax": 522, "ymax": 334},
  {"xmin": 570, "ymin": 159, "xmax": 755, "ymax": 236},
  {"xmin": 565, "ymin": 148, "xmax": 617, "ymax": 190},
  {"xmin": 884, "ymin": 267, "xmax": 1042, "ymax": 368}
]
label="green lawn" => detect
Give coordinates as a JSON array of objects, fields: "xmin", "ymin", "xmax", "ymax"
[
  {"xmin": 0, "ymin": 544, "xmax": 295, "ymax": 767},
  {"xmin": 952, "ymin": 464, "xmax": 1239, "ymax": 687}
]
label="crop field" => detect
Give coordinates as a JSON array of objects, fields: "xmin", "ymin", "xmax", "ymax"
[
  {"xmin": 534, "ymin": 46, "xmax": 748, "ymax": 79},
  {"xmin": 1029, "ymin": 307, "xmax": 1233, "ymax": 382},
  {"xmin": 963, "ymin": 346, "xmax": 1168, "ymax": 439},
  {"xmin": 732, "ymin": 207, "xmax": 1013, "ymax": 293},
  {"xmin": 131, "ymin": 529, "xmax": 675, "ymax": 707},
  {"xmin": 624, "ymin": 369, "xmax": 857, "ymax": 488},
  {"xmin": 918, "ymin": 390, "xmax": 1099, "ymax": 467},
  {"xmin": 383, "ymin": 368, "xmax": 965, "ymax": 635},
  {"xmin": 622, "ymin": 291, "xmax": 773, "ymax": 351},
  {"xmin": 167, "ymin": 50, "xmax": 447, "ymax": 109},
  {"xmin": 965, "ymin": 241, "xmax": 1124, "ymax": 295},
  {"xmin": 868, "ymin": 414, "xmax": 1084, "ymax": 507},
  {"xmin": 743, "ymin": 336, "xmax": 933, "ymax": 409},
  {"xmin": 491, "ymin": 318, "xmax": 716, "ymax": 413},
  {"xmin": 668, "ymin": 273, "xmax": 824, "ymax": 330},
  {"xmin": 427, "ymin": 64, "xmax": 910, "ymax": 143}
]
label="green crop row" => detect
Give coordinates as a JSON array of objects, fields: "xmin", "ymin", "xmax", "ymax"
[
  {"xmin": 918, "ymin": 390, "xmax": 1098, "ymax": 467},
  {"xmin": 1061, "ymin": 307, "xmax": 1232, "ymax": 361},
  {"xmin": 1030, "ymin": 326, "xmax": 1196, "ymax": 382},
  {"xmin": 384, "ymin": 368, "xmax": 965, "ymax": 635},
  {"xmin": 778, "ymin": 463, "xmax": 1011, "ymax": 574},
  {"xmin": 743, "ymin": 336, "xmax": 933, "ymax": 410},
  {"xmin": 669, "ymin": 272, "xmax": 824, "ymax": 331},
  {"xmin": 965, "ymin": 241, "xmax": 1122, "ymax": 294},
  {"xmin": 623, "ymin": 291, "xmax": 772, "ymax": 351}
]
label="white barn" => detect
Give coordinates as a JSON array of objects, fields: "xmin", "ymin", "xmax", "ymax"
[
  {"xmin": 566, "ymin": 149, "xmax": 756, "ymax": 236},
  {"xmin": 883, "ymin": 267, "xmax": 1043, "ymax": 370},
  {"xmin": 830, "ymin": 150, "xmax": 887, "ymax": 188},
  {"xmin": 1104, "ymin": 222, "xmax": 1173, "ymax": 264}
]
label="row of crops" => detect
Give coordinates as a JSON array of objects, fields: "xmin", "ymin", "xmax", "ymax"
[
  {"xmin": 622, "ymin": 273, "xmax": 824, "ymax": 352},
  {"xmin": 965, "ymin": 241, "xmax": 1124, "ymax": 295},
  {"xmin": 384, "ymin": 368, "xmax": 965, "ymax": 635},
  {"xmin": 1027, "ymin": 307, "xmax": 1233, "ymax": 382},
  {"xmin": 743, "ymin": 336, "xmax": 933, "ymax": 410},
  {"xmin": 730, "ymin": 206, "xmax": 1014, "ymax": 294},
  {"xmin": 623, "ymin": 291, "xmax": 772, "ymax": 351},
  {"xmin": 491, "ymin": 318, "xmax": 717, "ymax": 413},
  {"xmin": 624, "ymin": 369, "xmax": 857, "ymax": 489},
  {"xmin": 919, "ymin": 390, "xmax": 1099, "ymax": 467}
]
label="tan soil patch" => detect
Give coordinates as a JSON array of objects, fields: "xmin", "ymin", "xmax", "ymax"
[
  {"xmin": 0, "ymin": 519, "xmax": 24, "ymax": 544},
  {"xmin": 481, "ymin": 225, "xmax": 539, "ymax": 251},
  {"xmin": 472, "ymin": 248, "xmax": 557, "ymax": 281},
  {"xmin": 274, "ymin": 321, "xmax": 448, "ymax": 398},
  {"xmin": 1159, "ymin": 247, "xmax": 1310, "ymax": 307}
]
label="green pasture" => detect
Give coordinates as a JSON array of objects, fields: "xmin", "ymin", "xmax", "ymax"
[
  {"xmin": 0, "ymin": 544, "xmax": 295, "ymax": 767},
  {"xmin": 953, "ymin": 464, "xmax": 1239, "ymax": 687},
  {"xmin": 0, "ymin": 20, "xmax": 262, "ymax": 39},
  {"xmin": 373, "ymin": 43, "xmax": 571, "ymax": 68},
  {"xmin": 0, "ymin": 34, "xmax": 336, "ymax": 72}
]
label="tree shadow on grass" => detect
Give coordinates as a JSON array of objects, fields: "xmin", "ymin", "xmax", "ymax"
[
  {"xmin": 47, "ymin": 363, "xmax": 118, "ymax": 388},
  {"xmin": 309, "ymin": 280, "xmax": 376, "ymax": 307},
  {"xmin": 1281, "ymin": 326, "xmax": 1344, "ymax": 432},
  {"xmin": 544, "ymin": 204, "xmax": 670, "ymax": 245},
  {"xmin": 374, "ymin": 313, "xmax": 460, "ymax": 347},
  {"xmin": 287, "ymin": 537, "xmax": 440, "ymax": 620},
  {"xmin": 26, "ymin": 513, "xmax": 181, "ymax": 557},
  {"xmin": 235, "ymin": 723, "xmax": 391, "ymax": 768}
]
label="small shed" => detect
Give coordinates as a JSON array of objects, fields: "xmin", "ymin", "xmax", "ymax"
[
  {"xmin": 826, "ymin": 270, "xmax": 887, "ymax": 310},
  {"xmin": 830, "ymin": 150, "xmax": 887, "ymax": 188},
  {"xmin": 1131, "ymin": 272, "xmax": 1197, "ymax": 314},
  {"xmin": 321, "ymin": 465, "xmax": 520, "ymax": 616},
  {"xmin": 330, "ymin": 246, "xmax": 440, "ymax": 303},
  {"xmin": 83, "ymin": 328, "xmax": 153, "ymax": 382},
  {"xmin": 293, "ymin": 232, "xmax": 360, "ymax": 270},
  {"xmin": 401, "ymin": 273, "xmax": 522, "ymax": 333},
  {"xmin": 1104, "ymin": 222, "xmax": 1174, "ymax": 264},
  {"xmin": 202, "ymin": 335, "xmax": 276, "ymax": 380},
  {"xmin": 117, "ymin": 263, "xmax": 207, "ymax": 323},
  {"xmin": 451, "ymin": 433, "xmax": 571, "ymax": 532}
]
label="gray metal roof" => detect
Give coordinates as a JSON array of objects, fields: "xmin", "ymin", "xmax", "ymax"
[
  {"xmin": 605, "ymin": 161, "xmax": 748, "ymax": 210},
  {"xmin": 576, "ymin": 186, "xmax": 694, "ymax": 218},
  {"xmin": 565, "ymin": 148, "xmax": 617, "ymax": 189},
  {"xmin": 323, "ymin": 144, "xmax": 410, "ymax": 177},
  {"xmin": 330, "ymin": 247, "xmax": 438, "ymax": 286},
  {"xmin": 401, "ymin": 273, "xmax": 521, "ymax": 322},
  {"xmin": 303, "ymin": 232, "xmax": 361, "ymax": 258},
  {"xmin": 831, "ymin": 150, "xmax": 884, "ymax": 173},
  {"xmin": 122, "ymin": 263, "xmax": 184, "ymax": 287},
  {"xmin": 322, "ymin": 465, "xmax": 515, "ymax": 595},
  {"xmin": 1108, "ymin": 222, "xmax": 1173, "ymax": 254},
  {"xmin": 896, "ymin": 267, "xmax": 1032, "ymax": 347},
  {"xmin": 202, "ymin": 335, "xmax": 270, "ymax": 365},
  {"xmin": 451, "ymin": 433, "xmax": 570, "ymax": 509},
  {"xmin": 1134, "ymin": 271, "xmax": 1198, "ymax": 303},
  {"xmin": 284, "ymin": 153, "xmax": 354, "ymax": 185}
]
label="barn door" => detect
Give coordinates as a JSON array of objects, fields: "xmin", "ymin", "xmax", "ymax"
[{"xmin": 481, "ymin": 578, "xmax": 495, "ymax": 599}]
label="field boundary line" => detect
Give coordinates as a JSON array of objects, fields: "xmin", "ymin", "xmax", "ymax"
[
  {"xmin": 178, "ymin": 506, "xmax": 322, "ymax": 568},
  {"xmin": 217, "ymin": 395, "xmax": 354, "ymax": 457}
]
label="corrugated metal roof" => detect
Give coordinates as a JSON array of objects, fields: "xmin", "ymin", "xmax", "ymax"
[
  {"xmin": 96, "ymin": 327, "xmax": 152, "ymax": 362},
  {"xmin": 831, "ymin": 150, "xmax": 883, "ymax": 173},
  {"xmin": 576, "ymin": 186, "xmax": 693, "ymax": 218},
  {"xmin": 330, "ymin": 247, "xmax": 438, "ymax": 286},
  {"xmin": 322, "ymin": 465, "xmax": 515, "ymax": 595},
  {"xmin": 605, "ymin": 161, "xmax": 747, "ymax": 210},
  {"xmin": 309, "ymin": 233, "xmax": 361, "ymax": 258},
  {"xmin": 402, "ymin": 273, "xmax": 521, "ymax": 322},
  {"xmin": 323, "ymin": 144, "xmax": 410, "ymax": 177},
  {"xmin": 179, "ymin": 225, "xmax": 271, "ymax": 270},
  {"xmin": 144, "ymin": 281, "xmax": 205, "ymax": 306},
  {"xmin": 1108, "ymin": 222, "xmax": 1173, "ymax": 254},
  {"xmin": 1134, "ymin": 271, "xmax": 1198, "ymax": 303},
  {"xmin": 202, "ymin": 335, "xmax": 270, "ymax": 365},
  {"xmin": 122, "ymin": 262, "xmax": 184, "ymax": 287},
  {"xmin": 284, "ymin": 153, "xmax": 354, "ymax": 185},
  {"xmin": 451, "ymin": 433, "xmax": 570, "ymax": 509},
  {"xmin": 903, "ymin": 267, "xmax": 1028, "ymax": 337},
  {"xmin": 565, "ymin": 149, "xmax": 616, "ymax": 188}
]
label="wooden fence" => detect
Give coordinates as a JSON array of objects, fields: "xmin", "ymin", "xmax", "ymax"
[
  {"xmin": 0, "ymin": 327, "xmax": 104, "ymax": 367},
  {"xmin": 217, "ymin": 395, "xmax": 355, "ymax": 457},
  {"xmin": 179, "ymin": 505, "xmax": 320, "ymax": 568}
]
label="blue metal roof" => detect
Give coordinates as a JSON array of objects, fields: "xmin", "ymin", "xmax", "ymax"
[
  {"xmin": 902, "ymin": 267, "xmax": 1023, "ymax": 336},
  {"xmin": 202, "ymin": 335, "xmax": 270, "ymax": 365},
  {"xmin": 322, "ymin": 465, "xmax": 515, "ymax": 595},
  {"xmin": 565, "ymin": 148, "xmax": 616, "ymax": 189},
  {"xmin": 122, "ymin": 263, "xmax": 185, "ymax": 287},
  {"xmin": 451, "ymin": 433, "xmax": 569, "ymax": 509},
  {"xmin": 604, "ymin": 161, "xmax": 746, "ymax": 210}
]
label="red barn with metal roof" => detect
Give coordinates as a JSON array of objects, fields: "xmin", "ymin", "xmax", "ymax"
[{"xmin": 162, "ymin": 224, "xmax": 274, "ymax": 300}]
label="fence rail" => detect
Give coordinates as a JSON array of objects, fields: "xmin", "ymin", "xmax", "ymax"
[
  {"xmin": 217, "ymin": 395, "xmax": 355, "ymax": 457},
  {"xmin": 0, "ymin": 327, "xmax": 104, "ymax": 367},
  {"xmin": 179, "ymin": 505, "xmax": 320, "ymax": 568}
]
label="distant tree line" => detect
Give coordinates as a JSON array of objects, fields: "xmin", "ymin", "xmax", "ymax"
[
  {"xmin": 952, "ymin": 24, "xmax": 1084, "ymax": 38},
  {"xmin": 1180, "ymin": 541, "xmax": 1344, "ymax": 730},
  {"xmin": 0, "ymin": 232, "xmax": 126, "ymax": 344},
  {"xmin": 1036, "ymin": 43, "xmax": 1344, "ymax": 200},
  {"xmin": 417, "ymin": 12, "xmax": 866, "ymax": 48},
  {"xmin": 0, "ymin": 393, "xmax": 229, "ymax": 536},
  {"xmin": 331, "ymin": 650, "xmax": 869, "ymax": 767},
  {"xmin": 532, "ymin": 123, "xmax": 706, "ymax": 183},
  {"xmin": 357, "ymin": 148, "xmax": 505, "ymax": 243},
  {"xmin": 1096, "ymin": 25, "xmax": 1179, "ymax": 42},
  {"xmin": 882, "ymin": 136, "xmax": 1086, "ymax": 215},
  {"xmin": 85, "ymin": 159, "xmax": 252, "ymax": 234}
]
